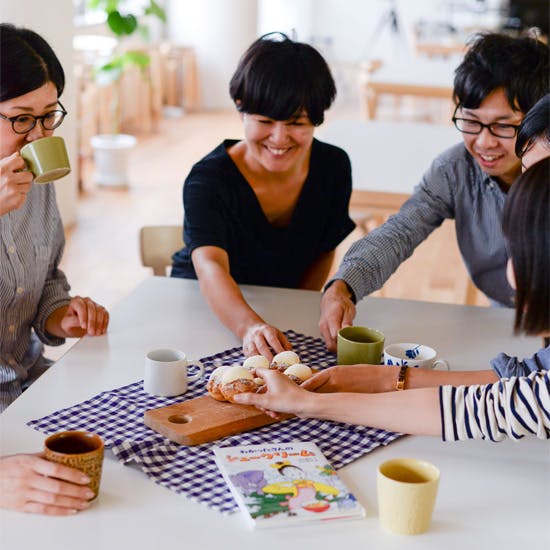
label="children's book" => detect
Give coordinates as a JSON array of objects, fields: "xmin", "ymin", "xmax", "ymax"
[{"xmin": 213, "ymin": 441, "xmax": 366, "ymax": 528}]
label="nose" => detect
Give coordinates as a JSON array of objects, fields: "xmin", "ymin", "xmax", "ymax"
[
  {"xmin": 25, "ymin": 122, "xmax": 48, "ymax": 142},
  {"xmin": 269, "ymin": 122, "xmax": 290, "ymax": 144},
  {"xmin": 475, "ymin": 126, "xmax": 499, "ymax": 148}
]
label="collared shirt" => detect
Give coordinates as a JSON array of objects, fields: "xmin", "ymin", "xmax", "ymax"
[
  {"xmin": 0, "ymin": 183, "xmax": 70, "ymax": 412},
  {"xmin": 440, "ymin": 370, "xmax": 550, "ymax": 441},
  {"xmin": 333, "ymin": 143, "xmax": 515, "ymax": 307}
]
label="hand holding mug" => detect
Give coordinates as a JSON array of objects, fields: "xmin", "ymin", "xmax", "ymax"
[
  {"xmin": 0, "ymin": 152, "xmax": 33, "ymax": 216},
  {"xmin": 0, "ymin": 453, "xmax": 94, "ymax": 515}
]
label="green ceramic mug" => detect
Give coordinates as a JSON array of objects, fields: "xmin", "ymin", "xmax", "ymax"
[
  {"xmin": 20, "ymin": 136, "xmax": 71, "ymax": 184},
  {"xmin": 337, "ymin": 326, "xmax": 385, "ymax": 365}
]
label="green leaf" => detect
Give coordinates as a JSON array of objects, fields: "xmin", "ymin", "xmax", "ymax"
[
  {"xmin": 122, "ymin": 51, "xmax": 150, "ymax": 69},
  {"xmin": 145, "ymin": 0, "xmax": 167, "ymax": 22},
  {"xmin": 107, "ymin": 11, "xmax": 138, "ymax": 36}
]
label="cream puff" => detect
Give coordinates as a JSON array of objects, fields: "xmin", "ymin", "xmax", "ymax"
[
  {"xmin": 206, "ymin": 365, "xmax": 231, "ymax": 401},
  {"xmin": 220, "ymin": 365, "xmax": 258, "ymax": 403},
  {"xmin": 283, "ymin": 363, "xmax": 313, "ymax": 384},
  {"xmin": 270, "ymin": 351, "xmax": 300, "ymax": 372},
  {"xmin": 243, "ymin": 355, "xmax": 270, "ymax": 371}
]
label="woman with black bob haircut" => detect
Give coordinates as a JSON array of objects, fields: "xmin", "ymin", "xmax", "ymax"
[
  {"xmin": 172, "ymin": 33, "xmax": 355, "ymax": 358},
  {"xmin": 515, "ymin": 94, "xmax": 550, "ymax": 170},
  {"xmin": 0, "ymin": 24, "xmax": 108, "ymax": 515},
  {"xmin": 229, "ymin": 32, "xmax": 336, "ymax": 126}
]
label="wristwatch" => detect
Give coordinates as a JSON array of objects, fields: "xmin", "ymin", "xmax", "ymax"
[{"xmin": 396, "ymin": 365, "xmax": 408, "ymax": 391}]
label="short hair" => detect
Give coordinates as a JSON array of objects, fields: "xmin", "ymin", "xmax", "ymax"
[
  {"xmin": 0, "ymin": 23, "xmax": 65, "ymax": 102},
  {"xmin": 229, "ymin": 33, "xmax": 336, "ymax": 126},
  {"xmin": 515, "ymin": 94, "xmax": 550, "ymax": 157},
  {"xmin": 502, "ymin": 157, "xmax": 550, "ymax": 335},
  {"xmin": 453, "ymin": 33, "xmax": 549, "ymax": 113}
]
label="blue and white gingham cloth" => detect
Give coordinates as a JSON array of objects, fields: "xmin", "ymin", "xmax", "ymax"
[{"xmin": 28, "ymin": 330, "xmax": 402, "ymax": 514}]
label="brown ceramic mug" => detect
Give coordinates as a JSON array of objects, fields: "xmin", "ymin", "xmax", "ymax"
[{"xmin": 44, "ymin": 430, "xmax": 104, "ymax": 500}]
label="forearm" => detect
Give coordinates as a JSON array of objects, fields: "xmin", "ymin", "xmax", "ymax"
[
  {"xmin": 297, "ymin": 388, "xmax": 441, "ymax": 436},
  {"xmin": 404, "ymin": 368, "xmax": 498, "ymax": 389},
  {"xmin": 197, "ymin": 267, "xmax": 264, "ymax": 339}
]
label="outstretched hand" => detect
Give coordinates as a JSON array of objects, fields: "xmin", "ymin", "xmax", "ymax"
[
  {"xmin": 233, "ymin": 368, "xmax": 310, "ymax": 418},
  {"xmin": 319, "ymin": 281, "xmax": 356, "ymax": 351},
  {"xmin": 242, "ymin": 323, "xmax": 292, "ymax": 360}
]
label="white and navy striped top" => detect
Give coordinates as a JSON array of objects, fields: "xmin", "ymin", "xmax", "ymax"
[
  {"xmin": 440, "ymin": 371, "xmax": 550, "ymax": 441},
  {"xmin": 332, "ymin": 143, "xmax": 514, "ymax": 307},
  {"xmin": 0, "ymin": 183, "xmax": 70, "ymax": 412}
]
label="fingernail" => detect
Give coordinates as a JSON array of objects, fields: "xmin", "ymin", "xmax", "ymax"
[
  {"xmin": 80, "ymin": 475, "xmax": 90, "ymax": 483},
  {"xmin": 84, "ymin": 490, "xmax": 95, "ymax": 500}
]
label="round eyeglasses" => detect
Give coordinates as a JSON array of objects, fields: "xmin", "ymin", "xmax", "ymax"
[
  {"xmin": 452, "ymin": 106, "xmax": 521, "ymax": 139},
  {"xmin": 0, "ymin": 101, "xmax": 67, "ymax": 134}
]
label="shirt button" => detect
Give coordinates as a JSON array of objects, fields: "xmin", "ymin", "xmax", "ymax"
[
  {"xmin": 8, "ymin": 325, "xmax": 15, "ymax": 333},
  {"xmin": 8, "ymin": 357, "xmax": 16, "ymax": 366},
  {"xmin": 16, "ymin": 287, "xmax": 24, "ymax": 294},
  {"xmin": 8, "ymin": 246, "xmax": 15, "ymax": 254}
]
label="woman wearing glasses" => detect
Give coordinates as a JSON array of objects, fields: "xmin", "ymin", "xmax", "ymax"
[
  {"xmin": 0, "ymin": 23, "xmax": 109, "ymax": 515},
  {"xmin": 0, "ymin": 23, "xmax": 109, "ymax": 407},
  {"xmin": 320, "ymin": 32, "xmax": 549, "ymax": 352}
]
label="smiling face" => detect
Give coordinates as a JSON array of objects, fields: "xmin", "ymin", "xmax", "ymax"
[
  {"xmin": 459, "ymin": 87, "xmax": 524, "ymax": 187},
  {"xmin": 0, "ymin": 81, "xmax": 59, "ymax": 158},
  {"xmin": 241, "ymin": 111, "xmax": 315, "ymax": 175}
]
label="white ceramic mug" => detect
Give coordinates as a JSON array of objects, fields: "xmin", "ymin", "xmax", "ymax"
[
  {"xmin": 383, "ymin": 343, "xmax": 450, "ymax": 370},
  {"xmin": 144, "ymin": 348, "xmax": 204, "ymax": 397}
]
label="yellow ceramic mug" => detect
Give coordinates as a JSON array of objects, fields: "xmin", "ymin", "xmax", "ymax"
[{"xmin": 377, "ymin": 457, "xmax": 440, "ymax": 535}]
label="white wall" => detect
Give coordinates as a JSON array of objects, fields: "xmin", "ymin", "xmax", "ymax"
[
  {"xmin": 166, "ymin": 0, "xmax": 258, "ymax": 110},
  {"xmin": 0, "ymin": 0, "xmax": 78, "ymax": 227}
]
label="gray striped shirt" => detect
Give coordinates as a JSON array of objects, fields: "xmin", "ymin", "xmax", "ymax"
[
  {"xmin": 334, "ymin": 143, "xmax": 514, "ymax": 307},
  {"xmin": 0, "ymin": 183, "xmax": 70, "ymax": 412},
  {"xmin": 440, "ymin": 370, "xmax": 550, "ymax": 441}
]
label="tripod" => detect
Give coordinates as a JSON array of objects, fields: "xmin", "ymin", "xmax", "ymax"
[{"xmin": 363, "ymin": 0, "xmax": 407, "ymax": 60}]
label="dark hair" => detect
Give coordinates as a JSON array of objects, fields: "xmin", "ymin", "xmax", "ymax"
[
  {"xmin": 0, "ymin": 23, "xmax": 65, "ymax": 102},
  {"xmin": 502, "ymin": 157, "xmax": 550, "ymax": 335},
  {"xmin": 453, "ymin": 33, "xmax": 549, "ymax": 113},
  {"xmin": 229, "ymin": 33, "xmax": 336, "ymax": 126},
  {"xmin": 515, "ymin": 94, "xmax": 550, "ymax": 157}
]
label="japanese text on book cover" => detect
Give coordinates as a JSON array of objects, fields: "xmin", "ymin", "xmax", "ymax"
[{"xmin": 213, "ymin": 441, "xmax": 366, "ymax": 528}]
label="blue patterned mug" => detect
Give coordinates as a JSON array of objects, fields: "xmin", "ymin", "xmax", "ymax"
[{"xmin": 383, "ymin": 343, "xmax": 450, "ymax": 370}]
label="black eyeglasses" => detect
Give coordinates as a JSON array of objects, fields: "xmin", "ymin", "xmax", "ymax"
[
  {"xmin": 0, "ymin": 101, "xmax": 67, "ymax": 134},
  {"xmin": 452, "ymin": 106, "xmax": 521, "ymax": 139}
]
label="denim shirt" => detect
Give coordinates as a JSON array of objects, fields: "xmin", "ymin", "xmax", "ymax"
[
  {"xmin": 0, "ymin": 183, "xmax": 70, "ymax": 411},
  {"xmin": 333, "ymin": 143, "xmax": 514, "ymax": 307}
]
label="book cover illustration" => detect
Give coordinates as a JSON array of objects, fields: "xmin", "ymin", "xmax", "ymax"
[{"xmin": 213, "ymin": 441, "xmax": 366, "ymax": 528}]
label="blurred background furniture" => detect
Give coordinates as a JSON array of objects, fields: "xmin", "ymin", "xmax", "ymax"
[{"xmin": 139, "ymin": 225, "xmax": 184, "ymax": 276}]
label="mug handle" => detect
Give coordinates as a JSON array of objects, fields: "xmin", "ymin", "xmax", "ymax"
[
  {"xmin": 187, "ymin": 360, "xmax": 205, "ymax": 382},
  {"xmin": 433, "ymin": 359, "xmax": 450, "ymax": 371}
]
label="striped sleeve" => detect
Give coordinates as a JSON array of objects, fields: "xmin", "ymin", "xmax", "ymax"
[{"xmin": 440, "ymin": 371, "xmax": 550, "ymax": 441}]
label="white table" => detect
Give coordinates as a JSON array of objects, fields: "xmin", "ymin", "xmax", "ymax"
[
  {"xmin": 361, "ymin": 57, "xmax": 459, "ymax": 120},
  {"xmin": 1, "ymin": 277, "xmax": 548, "ymax": 550},
  {"xmin": 318, "ymin": 119, "xmax": 460, "ymax": 216}
]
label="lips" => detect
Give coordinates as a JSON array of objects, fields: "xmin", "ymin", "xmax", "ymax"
[
  {"xmin": 264, "ymin": 145, "xmax": 292, "ymax": 157},
  {"xmin": 476, "ymin": 151, "xmax": 504, "ymax": 168}
]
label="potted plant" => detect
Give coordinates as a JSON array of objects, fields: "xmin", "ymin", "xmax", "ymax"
[{"xmin": 88, "ymin": 0, "xmax": 166, "ymax": 186}]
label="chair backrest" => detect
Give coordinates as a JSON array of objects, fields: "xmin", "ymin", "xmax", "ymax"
[{"xmin": 139, "ymin": 225, "xmax": 184, "ymax": 276}]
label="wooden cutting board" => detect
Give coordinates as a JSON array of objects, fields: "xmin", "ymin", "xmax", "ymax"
[{"xmin": 144, "ymin": 395, "xmax": 293, "ymax": 446}]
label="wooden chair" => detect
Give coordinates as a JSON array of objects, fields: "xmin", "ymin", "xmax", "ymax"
[{"xmin": 139, "ymin": 225, "xmax": 184, "ymax": 276}]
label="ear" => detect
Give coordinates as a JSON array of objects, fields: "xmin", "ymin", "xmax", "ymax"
[{"xmin": 506, "ymin": 258, "xmax": 516, "ymax": 290}]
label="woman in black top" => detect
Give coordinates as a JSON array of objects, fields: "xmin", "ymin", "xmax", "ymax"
[{"xmin": 172, "ymin": 33, "xmax": 354, "ymax": 358}]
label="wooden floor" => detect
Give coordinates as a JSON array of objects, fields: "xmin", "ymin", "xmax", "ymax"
[{"xmin": 48, "ymin": 104, "xmax": 488, "ymax": 359}]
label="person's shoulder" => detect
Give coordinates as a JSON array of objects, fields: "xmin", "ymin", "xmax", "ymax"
[
  {"xmin": 312, "ymin": 138, "xmax": 350, "ymax": 164},
  {"xmin": 186, "ymin": 140, "xmax": 238, "ymax": 187}
]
